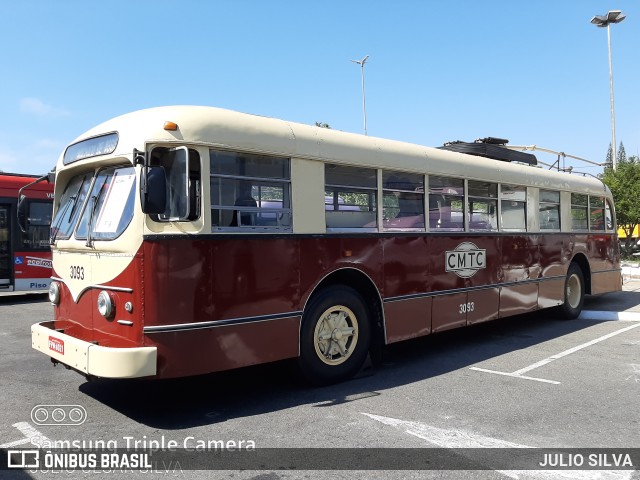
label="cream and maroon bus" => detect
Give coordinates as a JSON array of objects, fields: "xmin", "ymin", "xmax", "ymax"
[{"xmin": 31, "ymin": 106, "xmax": 621, "ymax": 384}]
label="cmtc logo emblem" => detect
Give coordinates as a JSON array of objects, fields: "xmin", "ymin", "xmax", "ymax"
[{"xmin": 445, "ymin": 242, "xmax": 486, "ymax": 278}]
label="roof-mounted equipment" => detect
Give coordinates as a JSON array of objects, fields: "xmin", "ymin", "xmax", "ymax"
[{"xmin": 438, "ymin": 137, "xmax": 537, "ymax": 166}]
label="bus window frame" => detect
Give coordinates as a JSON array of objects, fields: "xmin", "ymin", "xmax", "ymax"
[
  {"xmin": 324, "ymin": 163, "xmax": 378, "ymax": 232},
  {"xmin": 210, "ymin": 149, "xmax": 292, "ymax": 232},
  {"xmin": 428, "ymin": 175, "xmax": 465, "ymax": 231},
  {"xmin": 381, "ymin": 170, "xmax": 425, "ymax": 231},
  {"xmin": 467, "ymin": 180, "xmax": 498, "ymax": 232},
  {"xmin": 570, "ymin": 193, "xmax": 589, "ymax": 232},
  {"xmin": 499, "ymin": 184, "xmax": 527, "ymax": 232},
  {"xmin": 539, "ymin": 190, "xmax": 561, "ymax": 232}
]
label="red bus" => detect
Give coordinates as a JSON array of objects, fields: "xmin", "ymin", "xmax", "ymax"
[
  {"xmin": 0, "ymin": 172, "xmax": 53, "ymax": 294},
  {"xmin": 31, "ymin": 106, "xmax": 621, "ymax": 383}
]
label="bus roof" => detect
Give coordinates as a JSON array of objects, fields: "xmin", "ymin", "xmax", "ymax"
[
  {"xmin": 0, "ymin": 172, "xmax": 53, "ymax": 199},
  {"xmin": 61, "ymin": 105, "xmax": 611, "ymax": 197}
]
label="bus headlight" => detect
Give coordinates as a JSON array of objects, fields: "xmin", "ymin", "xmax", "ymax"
[
  {"xmin": 48, "ymin": 281, "xmax": 60, "ymax": 305},
  {"xmin": 97, "ymin": 291, "xmax": 114, "ymax": 318}
]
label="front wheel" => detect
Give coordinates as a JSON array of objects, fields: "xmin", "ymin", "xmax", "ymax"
[
  {"xmin": 558, "ymin": 262, "xmax": 585, "ymax": 319},
  {"xmin": 299, "ymin": 286, "xmax": 371, "ymax": 385}
]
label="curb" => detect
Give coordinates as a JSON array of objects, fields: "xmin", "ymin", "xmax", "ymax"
[
  {"xmin": 621, "ymin": 267, "xmax": 640, "ymax": 280},
  {"xmin": 579, "ymin": 310, "xmax": 640, "ymax": 321}
]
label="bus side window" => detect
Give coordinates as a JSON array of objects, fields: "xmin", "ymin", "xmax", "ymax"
[
  {"xmin": 229, "ymin": 181, "xmax": 257, "ymax": 226},
  {"xmin": 605, "ymin": 199, "xmax": 614, "ymax": 231},
  {"xmin": 325, "ymin": 164, "xmax": 377, "ymax": 230},
  {"xmin": 150, "ymin": 147, "xmax": 201, "ymax": 222},
  {"xmin": 539, "ymin": 190, "xmax": 560, "ymax": 231},
  {"xmin": 428, "ymin": 176, "xmax": 464, "ymax": 231},
  {"xmin": 428, "ymin": 195, "xmax": 441, "ymax": 228},
  {"xmin": 500, "ymin": 184, "xmax": 526, "ymax": 231},
  {"xmin": 381, "ymin": 170, "xmax": 424, "ymax": 230},
  {"xmin": 210, "ymin": 150, "xmax": 291, "ymax": 231},
  {"xmin": 571, "ymin": 193, "xmax": 589, "ymax": 231},
  {"xmin": 589, "ymin": 197, "xmax": 605, "ymax": 231}
]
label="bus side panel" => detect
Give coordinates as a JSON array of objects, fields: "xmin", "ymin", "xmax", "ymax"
[
  {"xmin": 382, "ymin": 236, "xmax": 431, "ymax": 342},
  {"xmin": 463, "ymin": 235, "xmax": 501, "ymax": 325},
  {"xmin": 537, "ymin": 233, "xmax": 565, "ymax": 308},
  {"xmin": 427, "ymin": 236, "xmax": 467, "ymax": 332},
  {"xmin": 538, "ymin": 278, "xmax": 565, "ymax": 309},
  {"xmin": 588, "ymin": 234, "xmax": 622, "ymax": 294},
  {"xmin": 467, "ymin": 287, "xmax": 500, "ymax": 325},
  {"xmin": 149, "ymin": 316, "xmax": 301, "ymax": 378},
  {"xmin": 428, "ymin": 235, "xmax": 501, "ymax": 330},
  {"xmin": 591, "ymin": 270, "xmax": 623, "ymax": 295},
  {"xmin": 142, "ymin": 238, "xmax": 301, "ymax": 378},
  {"xmin": 144, "ymin": 237, "xmax": 299, "ymax": 326},
  {"xmin": 431, "ymin": 292, "xmax": 467, "ymax": 332},
  {"xmin": 298, "ymin": 236, "xmax": 384, "ymax": 306},
  {"xmin": 383, "ymin": 297, "xmax": 431, "ymax": 343},
  {"xmin": 499, "ymin": 235, "xmax": 538, "ymax": 317},
  {"xmin": 539, "ymin": 234, "xmax": 565, "ymax": 276}
]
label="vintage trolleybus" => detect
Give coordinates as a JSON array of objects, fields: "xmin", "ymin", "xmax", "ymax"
[
  {"xmin": 0, "ymin": 172, "xmax": 53, "ymax": 294},
  {"xmin": 32, "ymin": 106, "xmax": 621, "ymax": 383}
]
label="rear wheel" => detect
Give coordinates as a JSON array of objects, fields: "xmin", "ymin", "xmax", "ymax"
[
  {"xmin": 299, "ymin": 286, "xmax": 371, "ymax": 385},
  {"xmin": 558, "ymin": 262, "xmax": 585, "ymax": 319}
]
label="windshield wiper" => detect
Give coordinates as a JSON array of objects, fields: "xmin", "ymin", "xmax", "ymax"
[
  {"xmin": 85, "ymin": 176, "xmax": 109, "ymax": 248},
  {"xmin": 50, "ymin": 176, "xmax": 88, "ymax": 245},
  {"xmin": 67, "ymin": 177, "xmax": 87, "ymax": 223},
  {"xmin": 50, "ymin": 194, "xmax": 75, "ymax": 245},
  {"xmin": 49, "ymin": 197, "xmax": 73, "ymax": 245}
]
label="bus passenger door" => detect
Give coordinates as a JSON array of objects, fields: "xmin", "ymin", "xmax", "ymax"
[{"xmin": 0, "ymin": 206, "xmax": 10, "ymax": 288}]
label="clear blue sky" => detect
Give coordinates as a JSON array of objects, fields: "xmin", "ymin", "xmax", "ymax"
[{"xmin": 2, "ymin": 0, "xmax": 638, "ymax": 175}]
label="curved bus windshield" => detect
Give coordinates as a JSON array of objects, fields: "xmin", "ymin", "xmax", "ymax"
[
  {"xmin": 50, "ymin": 173, "xmax": 93, "ymax": 241},
  {"xmin": 51, "ymin": 166, "xmax": 136, "ymax": 242}
]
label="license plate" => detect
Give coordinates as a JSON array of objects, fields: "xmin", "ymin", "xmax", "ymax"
[{"xmin": 48, "ymin": 336, "xmax": 64, "ymax": 355}]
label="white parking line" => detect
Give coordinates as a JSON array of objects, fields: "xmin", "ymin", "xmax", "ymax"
[
  {"xmin": 363, "ymin": 413, "xmax": 631, "ymax": 480},
  {"xmin": 471, "ymin": 319, "xmax": 640, "ymax": 384},
  {"xmin": 0, "ymin": 422, "xmax": 49, "ymax": 448},
  {"xmin": 469, "ymin": 367, "xmax": 561, "ymax": 385}
]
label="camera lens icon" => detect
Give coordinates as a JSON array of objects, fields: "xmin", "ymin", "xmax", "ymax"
[{"xmin": 31, "ymin": 405, "xmax": 87, "ymax": 425}]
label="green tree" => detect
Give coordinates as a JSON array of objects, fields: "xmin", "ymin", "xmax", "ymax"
[
  {"xmin": 605, "ymin": 143, "xmax": 613, "ymax": 167},
  {"xmin": 602, "ymin": 155, "xmax": 640, "ymax": 253},
  {"xmin": 315, "ymin": 122, "xmax": 331, "ymax": 129},
  {"xmin": 617, "ymin": 141, "xmax": 627, "ymax": 165}
]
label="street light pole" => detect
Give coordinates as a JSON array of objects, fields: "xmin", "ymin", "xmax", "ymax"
[
  {"xmin": 591, "ymin": 10, "xmax": 626, "ymax": 169},
  {"xmin": 351, "ymin": 55, "xmax": 369, "ymax": 135}
]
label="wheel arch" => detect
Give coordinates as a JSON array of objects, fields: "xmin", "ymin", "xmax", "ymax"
[
  {"xmin": 301, "ymin": 267, "xmax": 386, "ymax": 353},
  {"xmin": 570, "ymin": 253, "xmax": 592, "ymax": 295}
]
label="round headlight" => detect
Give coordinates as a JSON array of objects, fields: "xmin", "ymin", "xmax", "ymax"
[
  {"xmin": 97, "ymin": 291, "xmax": 114, "ymax": 318},
  {"xmin": 48, "ymin": 281, "xmax": 60, "ymax": 305}
]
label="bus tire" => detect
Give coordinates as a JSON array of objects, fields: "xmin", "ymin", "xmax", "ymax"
[
  {"xmin": 558, "ymin": 262, "xmax": 585, "ymax": 319},
  {"xmin": 299, "ymin": 286, "xmax": 371, "ymax": 385}
]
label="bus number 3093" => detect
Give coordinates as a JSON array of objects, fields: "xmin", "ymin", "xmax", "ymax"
[
  {"xmin": 70, "ymin": 266, "xmax": 85, "ymax": 280},
  {"xmin": 459, "ymin": 302, "xmax": 475, "ymax": 314}
]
